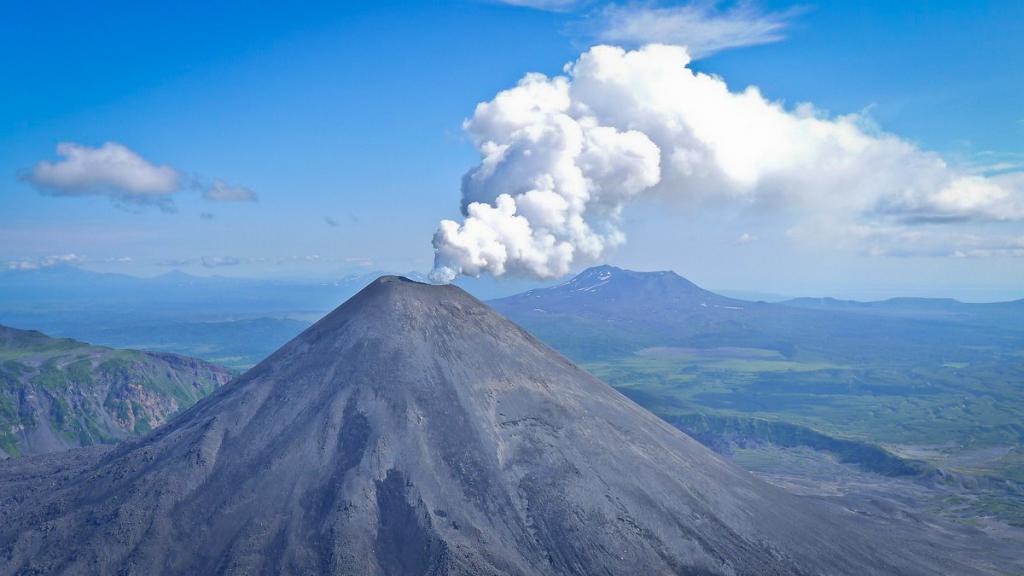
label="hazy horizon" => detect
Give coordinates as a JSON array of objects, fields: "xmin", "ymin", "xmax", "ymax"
[{"xmin": 4, "ymin": 261, "xmax": 1022, "ymax": 304}]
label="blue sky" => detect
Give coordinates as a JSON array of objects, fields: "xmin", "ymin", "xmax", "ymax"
[{"xmin": 1, "ymin": 0, "xmax": 1022, "ymax": 300}]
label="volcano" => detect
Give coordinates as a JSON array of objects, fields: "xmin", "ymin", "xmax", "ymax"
[{"xmin": 0, "ymin": 277, "xmax": 1006, "ymax": 575}]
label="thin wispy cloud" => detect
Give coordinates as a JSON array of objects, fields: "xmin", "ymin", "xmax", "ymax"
[
  {"xmin": 202, "ymin": 180, "xmax": 258, "ymax": 203},
  {"xmin": 734, "ymin": 232, "xmax": 758, "ymax": 245},
  {"xmin": 158, "ymin": 257, "xmax": 195, "ymax": 267},
  {"xmin": 496, "ymin": 0, "xmax": 583, "ymax": 10},
  {"xmin": 201, "ymin": 255, "xmax": 245, "ymax": 268},
  {"xmin": 495, "ymin": 1, "xmax": 800, "ymax": 59},
  {"xmin": 590, "ymin": 2, "xmax": 800, "ymax": 58},
  {"xmin": 277, "ymin": 254, "xmax": 322, "ymax": 264},
  {"xmin": 4, "ymin": 253, "xmax": 84, "ymax": 271},
  {"xmin": 324, "ymin": 216, "xmax": 340, "ymax": 228},
  {"xmin": 952, "ymin": 235, "xmax": 1024, "ymax": 258}
]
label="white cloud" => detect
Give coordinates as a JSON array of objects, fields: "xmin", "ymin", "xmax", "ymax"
[
  {"xmin": 735, "ymin": 232, "xmax": 757, "ymax": 245},
  {"xmin": 102, "ymin": 256, "xmax": 133, "ymax": 264},
  {"xmin": 5, "ymin": 253, "xmax": 84, "ymax": 271},
  {"xmin": 26, "ymin": 142, "xmax": 180, "ymax": 204},
  {"xmin": 276, "ymin": 254, "xmax": 322, "ymax": 264},
  {"xmin": 496, "ymin": 1, "xmax": 796, "ymax": 58},
  {"xmin": 431, "ymin": 44, "xmax": 1024, "ymax": 281},
  {"xmin": 494, "ymin": 0, "xmax": 582, "ymax": 11},
  {"xmin": 431, "ymin": 68, "xmax": 660, "ymax": 282},
  {"xmin": 202, "ymin": 180, "xmax": 258, "ymax": 202},
  {"xmin": 588, "ymin": 2, "xmax": 797, "ymax": 58},
  {"xmin": 952, "ymin": 239, "xmax": 1024, "ymax": 258},
  {"xmin": 201, "ymin": 255, "xmax": 244, "ymax": 268},
  {"xmin": 25, "ymin": 141, "xmax": 256, "ymax": 209}
]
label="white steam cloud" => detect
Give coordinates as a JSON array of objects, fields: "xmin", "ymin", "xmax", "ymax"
[{"xmin": 430, "ymin": 44, "xmax": 1023, "ymax": 282}]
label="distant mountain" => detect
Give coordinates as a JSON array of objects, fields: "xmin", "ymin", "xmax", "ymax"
[
  {"xmin": 490, "ymin": 265, "xmax": 1023, "ymax": 362},
  {"xmin": 495, "ymin": 264, "xmax": 742, "ymax": 312},
  {"xmin": 0, "ymin": 277, "xmax": 1008, "ymax": 575},
  {"xmin": 0, "ymin": 325, "xmax": 232, "ymax": 459},
  {"xmin": 489, "ymin": 265, "xmax": 764, "ymax": 358}
]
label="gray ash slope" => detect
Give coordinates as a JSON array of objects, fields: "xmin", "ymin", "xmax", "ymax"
[{"xmin": 0, "ymin": 277, "xmax": 1010, "ymax": 575}]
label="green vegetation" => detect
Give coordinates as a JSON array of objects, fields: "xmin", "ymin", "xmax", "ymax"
[
  {"xmin": 579, "ymin": 348, "xmax": 1024, "ymax": 527},
  {"xmin": 0, "ymin": 332, "xmax": 86, "ymax": 361},
  {"xmin": 585, "ymin": 350, "xmax": 1024, "ymax": 470},
  {"xmin": 0, "ymin": 324, "xmax": 231, "ymax": 457}
]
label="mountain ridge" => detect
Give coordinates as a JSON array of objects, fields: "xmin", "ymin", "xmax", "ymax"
[{"xmin": 0, "ymin": 324, "xmax": 233, "ymax": 458}]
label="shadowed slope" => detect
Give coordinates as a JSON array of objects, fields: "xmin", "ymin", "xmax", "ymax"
[{"xmin": 0, "ymin": 277, "xmax": 1012, "ymax": 575}]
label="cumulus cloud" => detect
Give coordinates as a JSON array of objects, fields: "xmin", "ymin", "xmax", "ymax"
[
  {"xmin": 589, "ymin": 2, "xmax": 797, "ymax": 58},
  {"xmin": 25, "ymin": 141, "xmax": 257, "ymax": 209},
  {"xmin": 26, "ymin": 142, "xmax": 179, "ymax": 205},
  {"xmin": 431, "ymin": 44, "xmax": 1024, "ymax": 282},
  {"xmin": 202, "ymin": 180, "xmax": 258, "ymax": 202},
  {"xmin": 735, "ymin": 232, "xmax": 757, "ymax": 245}
]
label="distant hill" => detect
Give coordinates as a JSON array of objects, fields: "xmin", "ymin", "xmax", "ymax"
[
  {"xmin": 0, "ymin": 324, "xmax": 232, "ymax": 458},
  {"xmin": 783, "ymin": 295, "xmax": 1024, "ymax": 331}
]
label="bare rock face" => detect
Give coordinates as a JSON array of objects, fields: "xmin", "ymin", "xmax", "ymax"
[{"xmin": 0, "ymin": 277, "xmax": 1010, "ymax": 575}]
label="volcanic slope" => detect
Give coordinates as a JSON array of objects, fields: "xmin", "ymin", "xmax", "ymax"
[{"xmin": 0, "ymin": 277, "xmax": 1012, "ymax": 575}]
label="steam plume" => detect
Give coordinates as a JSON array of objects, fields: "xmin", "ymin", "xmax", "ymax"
[{"xmin": 430, "ymin": 44, "xmax": 1022, "ymax": 282}]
